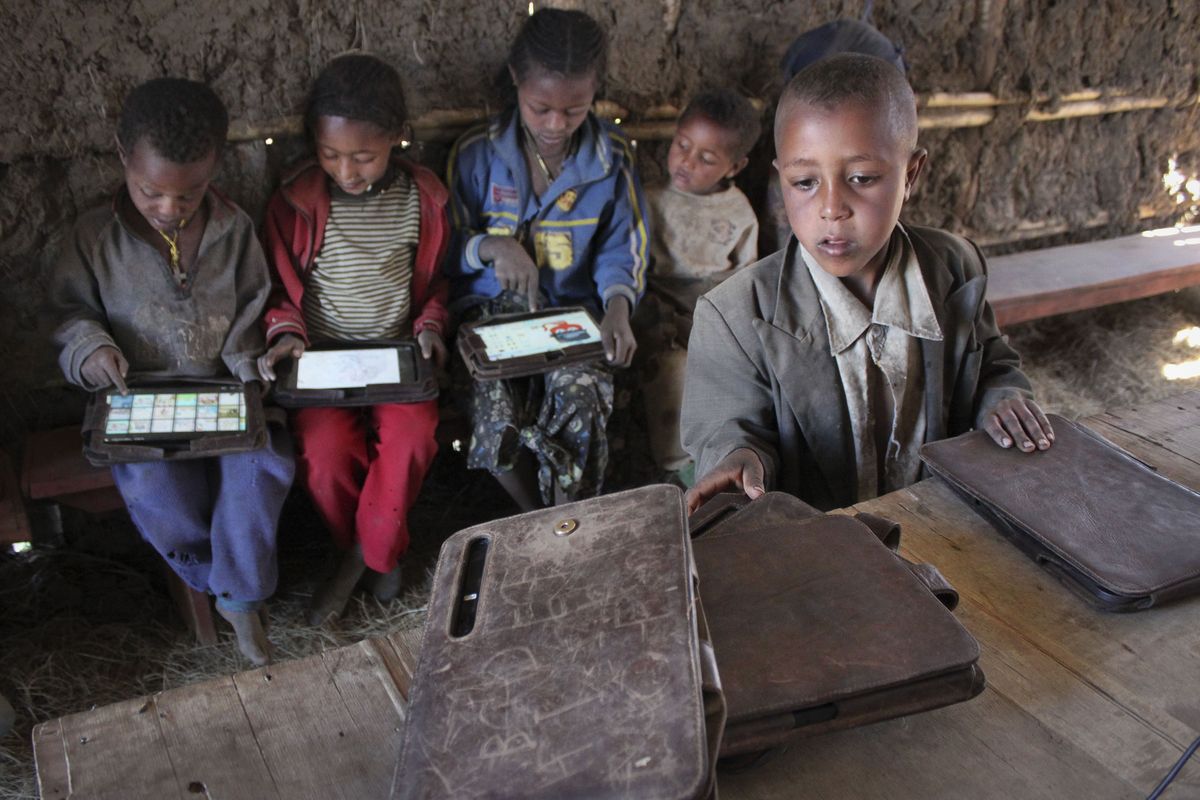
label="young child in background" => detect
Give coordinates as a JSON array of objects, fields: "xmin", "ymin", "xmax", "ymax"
[
  {"xmin": 682, "ymin": 54, "xmax": 1054, "ymax": 515},
  {"xmin": 446, "ymin": 8, "xmax": 649, "ymax": 510},
  {"xmin": 49, "ymin": 78, "xmax": 294, "ymax": 665},
  {"xmin": 637, "ymin": 89, "xmax": 760, "ymax": 477},
  {"xmin": 257, "ymin": 54, "xmax": 450, "ymax": 626}
]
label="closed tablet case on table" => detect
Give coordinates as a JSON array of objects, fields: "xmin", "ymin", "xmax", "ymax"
[
  {"xmin": 82, "ymin": 377, "xmax": 268, "ymax": 466},
  {"xmin": 272, "ymin": 340, "xmax": 437, "ymax": 408},
  {"xmin": 457, "ymin": 307, "xmax": 605, "ymax": 381},
  {"xmin": 920, "ymin": 414, "xmax": 1200, "ymax": 611},
  {"xmin": 392, "ymin": 484, "xmax": 721, "ymax": 800},
  {"xmin": 689, "ymin": 492, "xmax": 984, "ymax": 757}
]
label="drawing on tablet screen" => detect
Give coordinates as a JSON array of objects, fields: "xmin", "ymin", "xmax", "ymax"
[
  {"xmin": 477, "ymin": 311, "xmax": 601, "ymax": 360},
  {"xmin": 296, "ymin": 349, "xmax": 402, "ymax": 390}
]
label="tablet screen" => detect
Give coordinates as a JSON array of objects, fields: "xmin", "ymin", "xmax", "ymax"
[
  {"xmin": 103, "ymin": 389, "xmax": 247, "ymax": 438},
  {"xmin": 476, "ymin": 310, "xmax": 602, "ymax": 360},
  {"xmin": 295, "ymin": 348, "xmax": 415, "ymax": 389}
]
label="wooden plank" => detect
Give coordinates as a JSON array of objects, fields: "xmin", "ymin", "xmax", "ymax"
[
  {"xmin": 230, "ymin": 642, "xmax": 405, "ymax": 800},
  {"xmin": 49, "ymin": 695, "xmax": 186, "ymax": 800},
  {"xmin": 21, "ymin": 426, "xmax": 116, "ymax": 500},
  {"xmin": 382, "ymin": 625, "xmax": 423, "ymax": 700},
  {"xmin": 850, "ymin": 481, "xmax": 1200, "ymax": 792},
  {"xmin": 719, "ymin": 684, "xmax": 1137, "ymax": 800},
  {"xmin": 153, "ymin": 677, "xmax": 282, "ymax": 799},
  {"xmin": 986, "ymin": 228, "xmax": 1200, "ymax": 326},
  {"xmin": 163, "ymin": 564, "xmax": 219, "ymax": 646}
]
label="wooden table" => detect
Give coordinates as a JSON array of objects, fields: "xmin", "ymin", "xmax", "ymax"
[{"xmin": 33, "ymin": 392, "xmax": 1200, "ymax": 799}]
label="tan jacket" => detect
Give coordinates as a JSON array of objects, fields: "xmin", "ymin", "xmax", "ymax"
[
  {"xmin": 50, "ymin": 188, "xmax": 270, "ymax": 388},
  {"xmin": 681, "ymin": 225, "xmax": 1033, "ymax": 510}
]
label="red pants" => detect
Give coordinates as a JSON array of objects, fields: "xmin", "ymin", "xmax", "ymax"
[{"xmin": 291, "ymin": 401, "xmax": 438, "ymax": 573}]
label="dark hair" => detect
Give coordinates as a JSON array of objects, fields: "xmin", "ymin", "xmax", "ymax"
[
  {"xmin": 305, "ymin": 54, "xmax": 408, "ymax": 138},
  {"xmin": 116, "ymin": 78, "xmax": 228, "ymax": 163},
  {"xmin": 499, "ymin": 8, "xmax": 607, "ymax": 101},
  {"xmin": 780, "ymin": 18, "xmax": 906, "ymax": 81},
  {"xmin": 776, "ymin": 53, "xmax": 917, "ymax": 149},
  {"xmin": 679, "ymin": 89, "xmax": 762, "ymax": 161}
]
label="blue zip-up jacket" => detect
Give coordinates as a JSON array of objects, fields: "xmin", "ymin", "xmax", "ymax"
[{"xmin": 446, "ymin": 109, "xmax": 650, "ymax": 315}]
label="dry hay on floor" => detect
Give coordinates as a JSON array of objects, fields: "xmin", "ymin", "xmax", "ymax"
[
  {"xmin": 1007, "ymin": 289, "xmax": 1200, "ymax": 419},
  {"xmin": 4, "ymin": 290, "xmax": 1200, "ymax": 798}
]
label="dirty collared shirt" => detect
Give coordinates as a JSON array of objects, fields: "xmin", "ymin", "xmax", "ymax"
[
  {"xmin": 50, "ymin": 189, "xmax": 271, "ymax": 388},
  {"xmin": 803, "ymin": 226, "xmax": 944, "ymax": 501}
]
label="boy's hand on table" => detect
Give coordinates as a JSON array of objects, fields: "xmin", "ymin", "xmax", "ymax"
[
  {"xmin": 257, "ymin": 334, "xmax": 305, "ymax": 382},
  {"xmin": 482, "ymin": 236, "xmax": 540, "ymax": 311},
  {"xmin": 685, "ymin": 448, "xmax": 766, "ymax": 514},
  {"xmin": 418, "ymin": 328, "xmax": 448, "ymax": 369},
  {"xmin": 81, "ymin": 346, "xmax": 129, "ymax": 394},
  {"xmin": 601, "ymin": 296, "xmax": 636, "ymax": 367},
  {"xmin": 982, "ymin": 396, "xmax": 1055, "ymax": 453}
]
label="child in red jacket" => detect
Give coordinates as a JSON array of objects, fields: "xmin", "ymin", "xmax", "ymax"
[{"xmin": 258, "ymin": 54, "xmax": 450, "ymax": 624}]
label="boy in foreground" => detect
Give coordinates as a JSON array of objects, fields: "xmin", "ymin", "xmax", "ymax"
[{"xmin": 682, "ymin": 54, "xmax": 1053, "ymax": 514}]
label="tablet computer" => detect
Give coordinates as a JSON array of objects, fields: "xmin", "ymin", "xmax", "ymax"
[
  {"xmin": 82, "ymin": 380, "xmax": 267, "ymax": 465},
  {"xmin": 457, "ymin": 307, "xmax": 605, "ymax": 381},
  {"xmin": 272, "ymin": 340, "xmax": 437, "ymax": 408}
]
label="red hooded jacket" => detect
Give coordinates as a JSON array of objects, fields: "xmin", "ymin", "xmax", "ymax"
[{"xmin": 262, "ymin": 157, "xmax": 450, "ymax": 344}]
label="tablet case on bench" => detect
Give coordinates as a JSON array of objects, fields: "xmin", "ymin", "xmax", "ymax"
[
  {"xmin": 392, "ymin": 484, "xmax": 722, "ymax": 800},
  {"xmin": 272, "ymin": 340, "xmax": 437, "ymax": 408},
  {"xmin": 920, "ymin": 413, "xmax": 1200, "ymax": 612},
  {"xmin": 82, "ymin": 378, "xmax": 267, "ymax": 466},
  {"xmin": 689, "ymin": 492, "xmax": 984, "ymax": 758},
  {"xmin": 457, "ymin": 307, "xmax": 606, "ymax": 381}
]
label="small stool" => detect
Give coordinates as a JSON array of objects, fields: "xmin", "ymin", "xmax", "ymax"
[{"xmin": 21, "ymin": 426, "xmax": 218, "ymax": 646}]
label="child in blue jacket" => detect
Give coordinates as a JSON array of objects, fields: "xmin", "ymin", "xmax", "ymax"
[{"xmin": 446, "ymin": 8, "xmax": 650, "ymax": 510}]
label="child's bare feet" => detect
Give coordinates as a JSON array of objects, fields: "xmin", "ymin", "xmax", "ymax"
[
  {"xmin": 307, "ymin": 544, "xmax": 367, "ymax": 626},
  {"xmin": 370, "ymin": 565, "xmax": 403, "ymax": 603},
  {"xmin": 217, "ymin": 605, "xmax": 272, "ymax": 666}
]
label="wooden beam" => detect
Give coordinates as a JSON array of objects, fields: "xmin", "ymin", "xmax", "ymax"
[{"xmin": 227, "ymin": 91, "xmax": 1189, "ymax": 145}]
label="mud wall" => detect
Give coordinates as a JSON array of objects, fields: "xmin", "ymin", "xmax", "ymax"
[{"xmin": 1, "ymin": 0, "xmax": 1198, "ymax": 444}]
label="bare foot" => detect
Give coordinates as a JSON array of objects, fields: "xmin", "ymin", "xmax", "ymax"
[
  {"xmin": 307, "ymin": 544, "xmax": 367, "ymax": 626},
  {"xmin": 370, "ymin": 565, "xmax": 403, "ymax": 603},
  {"xmin": 217, "ymin": 606, "xmax": 272, "ymax": 666}
]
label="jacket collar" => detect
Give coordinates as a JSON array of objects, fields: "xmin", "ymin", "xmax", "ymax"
[
  {"xmin": 278, "ymin": 154, "xmax": 448, "ymax": 215},
  {"xmin": 489, "ymin": 108, "xmax": 615, "ymax": 207}
]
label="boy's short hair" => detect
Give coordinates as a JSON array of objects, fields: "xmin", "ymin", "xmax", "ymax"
[
  {"xmin": 305, "ymin": 53, "xmax": 407, "ymax": 138},
  {"xmin": 776, "ymin": 53, "xmax": 917, "ymax": 151},
  {"xmin": 116, "ymin": 78, "xmax": 229, "ymax": 163},
  {"xmin": 679, "ymin": 89, "xmax": 762, "ymax": 161}
]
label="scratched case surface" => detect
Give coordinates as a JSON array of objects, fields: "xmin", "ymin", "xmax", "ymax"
[{"xmin": 392, "ymin": 485, "xmax": 714, "ymax": 800}]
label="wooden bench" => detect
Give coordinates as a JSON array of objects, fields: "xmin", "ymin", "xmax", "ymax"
[
  {"xmin": 20, "ymin": 426, "xmax": 219, "ymax": 646},
  {"xmin": 986, "ymin": 225, "xmax": 1200, "ymax": 326}
]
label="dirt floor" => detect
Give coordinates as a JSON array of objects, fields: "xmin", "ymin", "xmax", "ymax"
[{"xmin": 4, "ymin": 289, "xmax": 1200, "ymax": 798}]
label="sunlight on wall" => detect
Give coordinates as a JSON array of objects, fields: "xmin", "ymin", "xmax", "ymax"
[{"xmin": 1162, "ymin": 156, "xmax": 1200, "ymax": 225}]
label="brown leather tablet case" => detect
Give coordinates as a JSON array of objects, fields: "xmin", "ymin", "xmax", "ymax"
[
  {"xmin": 457, "ymin": 307, "xmax": 605, "ymax": 381},
  {"xmin": 82, "ymin": 378, "xmax": 267, "ymax": 466},
  {"xmin": 920, "ymin": 413, "xmax": 1200, "ymax": 611},
  {"xmin": 272, "ymin": 340, "xmax": 437, "ymax": 408},
  {"xmin": 690, "ymin": 493, "xmax": 984, "ymax": 757},
  {"xmin": 392, "ymin": 484, "xmax": 721, "ymax": 800}
]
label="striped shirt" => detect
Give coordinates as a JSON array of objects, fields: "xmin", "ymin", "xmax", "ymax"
[{"xmin": 303, "ymin": 172, "xmax": 421, "ymax": 342}]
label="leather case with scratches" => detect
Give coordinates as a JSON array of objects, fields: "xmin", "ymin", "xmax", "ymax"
[
  {"xmin": 392, "ymin": 484, "xmax": 722, "ymax": 800},
  {"xmin": 920, "ymin": 413, "xmax": 1200, "ymax": 611},
  {"xmin": 689, "ymin": 492, "xmax": 984, "ymax": 757}
]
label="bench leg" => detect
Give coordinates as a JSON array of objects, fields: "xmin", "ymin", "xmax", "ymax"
[{"xmin": 162, "ymin": 562, "xmax": 218, "ymax": 646}]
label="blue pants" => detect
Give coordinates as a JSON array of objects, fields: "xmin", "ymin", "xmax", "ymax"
[{"xmin": 111, "ymin": 424, "xmax": 295, "ymax": 610}]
